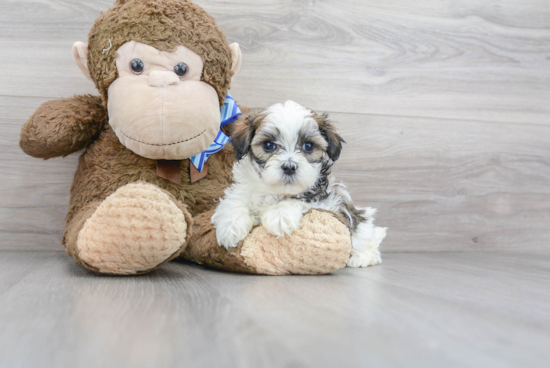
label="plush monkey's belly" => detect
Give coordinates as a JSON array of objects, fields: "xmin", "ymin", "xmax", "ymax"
[{"xmin": 65, "ymin": 124, "xmax": 234, "ymax": 225}]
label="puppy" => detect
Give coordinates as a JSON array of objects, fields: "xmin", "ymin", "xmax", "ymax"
[{"xmin": 212, "ymin": 100, "xmax": 387, "ymax": 267}]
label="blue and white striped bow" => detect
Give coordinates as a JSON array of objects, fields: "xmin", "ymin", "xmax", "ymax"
[{"xmin": 189, "ymin": 92, "xmax": 241, "ymax": 172}]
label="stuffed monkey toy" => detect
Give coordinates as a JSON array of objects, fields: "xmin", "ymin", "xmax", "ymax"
[{"xmin": 19, "ymin": 0, "xmax": 352, "ymax": 275}]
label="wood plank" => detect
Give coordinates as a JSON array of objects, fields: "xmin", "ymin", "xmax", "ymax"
[
  {"xmin": 329, "ymin": 112, "xmax": 550, "ymax": 252},
  {"xmin": 0, "ymin": 1, "xmax": 548, "ymax": 124},
  {"xmin": 0, "ymin": 251, "xmax": 548, "ymax": 368}
]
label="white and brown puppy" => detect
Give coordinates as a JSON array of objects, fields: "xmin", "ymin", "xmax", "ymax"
[{"xmin": 212, "ymin": 100, "xmax": 387, "ymax": 267}]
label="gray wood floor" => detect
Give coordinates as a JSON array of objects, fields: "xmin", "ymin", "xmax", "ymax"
[
  {"xmin": 1, "ymin": 1, "xmax": 549, "ymax": 367},
  {"xmin": 0, "ymin": 251, "xmax": 549, "ymax": 368}
]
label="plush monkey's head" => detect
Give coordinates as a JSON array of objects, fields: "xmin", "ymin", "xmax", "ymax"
[{"xmin": 72, "ymin": 0, "xmax": 242, "ymax": 160}]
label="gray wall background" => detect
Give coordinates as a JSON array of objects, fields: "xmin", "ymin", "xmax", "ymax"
[{"xmin": 1, "ymin": 0, "xmax": 549, "ymax": 252}]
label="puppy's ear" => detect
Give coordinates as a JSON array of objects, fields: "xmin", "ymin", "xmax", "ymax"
[
  {"xmin": 231, "ymin": 113, "xmax": 262, "ymax": 160},
  {"xmin": 315, "ymin": 112, "xmax": 345, "ymax": 161}
]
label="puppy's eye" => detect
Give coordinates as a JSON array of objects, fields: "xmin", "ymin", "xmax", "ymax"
[
  {"xmin": 130, "ymin": 59, "xmax": 144, "ymax": 74},
  {"xmin": 263, "ymin": 141, "xmax": 277, "ymax": 152},
  {"xmin": 302, "ymin": 142, "xmax": 314, "ymax": 152},
  {"xmin": 174, "ymin": 62, "xmax": 188, "ymax": 77}
]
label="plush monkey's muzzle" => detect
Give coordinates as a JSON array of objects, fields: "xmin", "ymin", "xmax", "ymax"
[{"xmin": 107, "ymin": 76, "xmax": 221, "ymax": 160}]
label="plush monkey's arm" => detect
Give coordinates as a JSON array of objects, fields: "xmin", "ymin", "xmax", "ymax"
[{"xmin": 20, "ymin": 95, "xmax": 107, "ymax": 159}]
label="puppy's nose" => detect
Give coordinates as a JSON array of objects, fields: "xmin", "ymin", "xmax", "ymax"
[
  {"xmin": 282, "ymin": 163, "xmax": 297, "ymax": 176},
  {"xmin": 148, "ymin": 71, "xmax": 180, "ymax": 87}
]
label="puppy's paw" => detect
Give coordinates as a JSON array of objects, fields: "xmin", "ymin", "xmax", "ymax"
[
  {"xmin": 212, "ymin": 203, "xmax": 254, "ymax": 250},
  {"xmin": 214, "ymin": 215, "xmax": 254, "ymax": 250},
  {"xmin": 261, "ymin": 201, "xmax": 305, "ymax": 237},
  {"xmin": 347, "ymin": 224, "xmax": 387, "ymax": 268}
]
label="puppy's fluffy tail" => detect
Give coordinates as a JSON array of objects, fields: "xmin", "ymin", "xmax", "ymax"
[{"xmin": 348, "ymin": 209, "xmax": 387, "ymax": 267}]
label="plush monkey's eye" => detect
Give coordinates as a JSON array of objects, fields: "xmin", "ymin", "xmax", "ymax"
[
  {"xmin": 263, "ymin": 141, "xmax": 277, "ymax": 152},
  {"xmin": 130, "ymin": 59, "xmax": 144, "ymax": 74},
  {"xmin": 302, "ymin": 142, "xmax": 314, "ymax": 152},
  {"xmin": 174, "ymin": 62, "xmax": 188, "ymax": 77}
]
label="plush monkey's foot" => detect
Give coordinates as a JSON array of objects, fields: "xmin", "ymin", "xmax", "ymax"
[
  {"xmin": 76, "ymin": 182, "xmax": 192, "ymax": 275},
  {"xmin": 238, "ymin": 210, "xmax": 352, "ymax": 275},
  {"xmin": 183, "ymin": 209, "xmax": 351, "ymax": 275},
  {"xmin": 205, "ymin": 210, "xmax": 351, "ymax": 275}
]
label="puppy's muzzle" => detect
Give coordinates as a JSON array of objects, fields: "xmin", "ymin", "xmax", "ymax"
[{"xmin": 282, "ymin": 163, "xmax": 297, "ymax": 176}]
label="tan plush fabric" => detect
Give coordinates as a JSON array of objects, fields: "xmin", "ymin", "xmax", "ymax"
[
  {"xmin": 108, "ymin": 76, "xmax": 220, "ymax": 159},
  {"xmin": 63, "ymin": 201, "xmax": 103, "ymax": 272},
  {"xmin": 229, "ymin": 43, "xmax": 242, "ymax": 76},
  {"xmin": 240, "ymin": 210, "xmax": 352, "ymax": 275},
  {"xmin": 72, "ymin": 42, "xmax": 92, "ymax": 80},
  {"xmin": 182, "ymin": 209, "xmax": 351, "ymax": 275},
  {"xmin": 76, "ymin": 182, "xmax": 191, "ymax": 274}
]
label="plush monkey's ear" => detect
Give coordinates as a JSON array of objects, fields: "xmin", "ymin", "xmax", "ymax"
[
  {"xmin": 316, "ymin": 113, "xmax": 345, "ymax": 162},
  {"xmin": 231, "ymin": 113, "xmax": 261, "ymax": 160},
  {"xmin": 229, "ymin": 43, "xmax": 242, "ymax": 77},
  {"xmin": 72, "ymin": 42, "xmax": 92, "ymax": 81}
]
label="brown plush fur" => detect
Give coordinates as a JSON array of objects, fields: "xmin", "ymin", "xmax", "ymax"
[
  {"xmin": 20, "ymin": 95, "xmax": 107, "ymax": 159},
  {"xmin": 181, "ymin": 209, "xmax": 259, "ymax": 274},
  {"xmin": 64, "ymin": 122, "xmax": 237, "ymax": 225},
  {"xmin": 19, "ymin": 0, "xmax": 352, "ymax": 275},
  {"xmin": 88, "ymin": 0, "xmax": 233, "ymax": 106},
  {"xmin": 61, "ymin": 113, "xmax": 242, "ymax": 273}
]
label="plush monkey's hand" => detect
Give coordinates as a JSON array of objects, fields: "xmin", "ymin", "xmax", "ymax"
[{"xmin": 20, "ymin": 95, "xmax": 107, "ymax": 159}]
